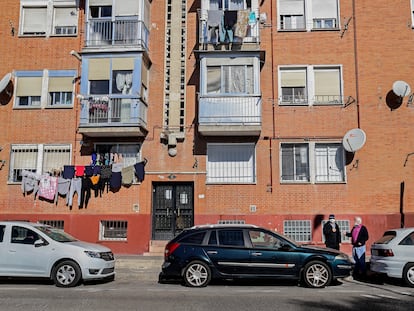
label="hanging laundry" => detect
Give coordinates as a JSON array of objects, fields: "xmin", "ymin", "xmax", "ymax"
[
  {"xmin": 75, "ymin": 165, "xmax": 85, "ymax": 177},
  {"xmin": 55, "ymin": 177, "xmax": 71, "ymax": 205},
  {"xmin": 122, "ymin": 165, "xmax": 134, "ymax": 186},
  {"xmin": 134, "ymin": 161, "xmax": 146, "ymax": 182},
  {"xmin": 38, "ymin": 175, "xmax": 58, "ymax": 201},
  {"xmin": 67, "ymin": 177, "xmax": 82, "ymax": 209},
  {"xmin": 63, "ymin": 165, "xmax": 75, "ymax": 179},
  {"xmin": 235, "ymin": 10, "xmax": 249, "ymax": 38},
  {"xmin": 207, "ymin": 10, "xmax": 223, "ymax": 44},
  {"xmin": 21, "ymin": 170, "xmax": 40, "ymax": 197}
]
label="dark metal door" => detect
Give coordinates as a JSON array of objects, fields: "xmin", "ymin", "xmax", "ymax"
[{"xmin": 152, "ymin": 182, "xmax": 194, "ymax": 240}]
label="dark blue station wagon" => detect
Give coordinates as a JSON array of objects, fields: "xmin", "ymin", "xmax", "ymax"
[{"xmin": 159, "ymin": 224, "xmax": 352, "ymax": 288}]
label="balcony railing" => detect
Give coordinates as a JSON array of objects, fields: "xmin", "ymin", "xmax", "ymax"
[
  {"xmin": 85, "ymin": 17, "xmax": 149, "ymax": 49},
  {"xmin": 198, "ymin": 95, "xmax": 261, "ymax": 125},
  {"xmin": 279, "ymin": 95, "xmax": 345, "ymax": 106},
  {"xmin": 198, "ymin": 9, "xmax": 260, "ymax": 47},
  {"xmin": 79, "ymin": 96, "xmax": 147, "ymax": 127}
]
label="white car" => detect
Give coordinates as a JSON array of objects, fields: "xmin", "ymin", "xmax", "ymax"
[
  {"xmin": 0, "ymin": 221, "xmax": 115, "ymax": 287},
  {"xmin": 370, "ymin": 227, "xmax": 414, "ymax": 287}
]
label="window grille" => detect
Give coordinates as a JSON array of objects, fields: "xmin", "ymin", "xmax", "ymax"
[
  {"xmin": 218, "ymin": 220, "xmax": 246, "ymax": 225},
  {"xmin": 283, "ymin": 220, "xmax": 312, "ymax": 242},
  {"xmin": 39, "ymin": 220, "xmax": 64, "ymax": 230},
  {"xmin": 100, "ymin": 220, "xmax": 128, "ymax": 241}
]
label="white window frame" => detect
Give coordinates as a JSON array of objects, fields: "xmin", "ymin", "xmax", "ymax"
[
  {"xmin": 20, "ymin": 1, "xmax": 78, "ymax": 37},
  {"xmin": 411, "ymin": 0, "xmax": 414, "ymax": 28},
  {"xmin": 278, "ymin": 65, "xmax": 343, "ymax": 106},
  {"xmin": 207, "ymin": 143, "xmax": 256, "ymax": 184},
  {"xmin": 14, "ymin": 70, "xmax": 76, "ymax": 109},
  {"xmin": 283, "ymin": 220, "xmax": 312, "ymax": 242},
  {"xmin": 200, "ymin": 56, "xmax": 260, "ymax": 96},
  {"xmin": 99, "ymin": 220, "xmax": 128, "ymax": 241},
  {"xmin": 280, "ymin": 142, "xmax": 346, "ymax": 184},
  {"xmin": 278, "ymin": 0, "xmax": 339, "ymax": 31},
  {"xmin": 9, "ymin": 144, "xmax": 72, "ymax": 183}
]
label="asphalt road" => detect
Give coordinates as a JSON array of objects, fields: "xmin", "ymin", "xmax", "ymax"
[{"xmin": 0, "ymin": 273, "xmax": 413, "ymax": 311}]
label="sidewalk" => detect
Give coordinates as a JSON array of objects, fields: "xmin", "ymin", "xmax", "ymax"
[{"xmin": 115, "ymin": 255, "xmax": 163, "ymax": 282}]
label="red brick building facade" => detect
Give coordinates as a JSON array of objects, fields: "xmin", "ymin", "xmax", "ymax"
[{"xmin": 0, "ymin": 0, "xmax": 413, "ymax": 255}]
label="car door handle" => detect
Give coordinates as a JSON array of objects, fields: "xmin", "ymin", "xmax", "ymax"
[
  {"xmin": 207, "ymin": 251, "xmax": 218, "ymax": 255},
  {"xmin": 251, "ymin": 252, "xmax": 262, "ymax": 256}
]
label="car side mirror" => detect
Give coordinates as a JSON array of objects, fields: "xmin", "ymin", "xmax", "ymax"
[{"xmin": 34, "ymin": 239, "xmax": 48, "ymax": 247}]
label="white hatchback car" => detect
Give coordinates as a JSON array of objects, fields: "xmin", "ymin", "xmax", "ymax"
[
  {"xmin": 370, "ymin": 227, "xmax": 414, "ymax": 287},
  {"xmin": 0, "ymin": 221, "xmax": 115, "ymax": 287}
]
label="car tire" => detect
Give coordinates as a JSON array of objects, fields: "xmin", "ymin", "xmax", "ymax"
[
  {"xmin": 302, "ymin": 261, "xmax": 332, "ymax": 288},
  {"xmin": 183, "ymin": 260, "xmax": 211, "ymax": 287},
  {"xmin": 52, "ymin": 260, "xmax": 82, "ymax": 288},
  {"xmin": 403, "ymin": 263, "xmax": 414, "ymax": 287}
]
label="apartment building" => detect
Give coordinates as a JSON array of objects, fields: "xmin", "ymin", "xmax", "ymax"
[{"xmin": 0, "ymin": 0, "xmax": 413, "ymax": 255}]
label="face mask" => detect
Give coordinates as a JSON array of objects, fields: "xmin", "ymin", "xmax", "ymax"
[{"xmin": 330, "ymin": 219, "xmax": 335, "ymax": 223}]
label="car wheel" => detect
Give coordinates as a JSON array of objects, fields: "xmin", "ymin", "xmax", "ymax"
[
  {"xmin": 403, "ymin": 263, "xmax": 414, "ymax": 287},
  {"xmin": 183, "ymin": 261, "xmax": 211, "ymax": 287},
  {"xmin": 302, "ymin": 261, "xmax": 332, "ymax": 288},
  {"xmin": 52, "ymin": 260, "xmax": 82, "ymax": 288}
]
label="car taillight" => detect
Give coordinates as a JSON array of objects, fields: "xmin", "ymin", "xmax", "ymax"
[
  {"xmin": 378, "ymin": 249, "xmax": 394, "ymax": 257},
  {"xmin": 165, "ymin": 242, "xmax": 180, "ymax": 259}
]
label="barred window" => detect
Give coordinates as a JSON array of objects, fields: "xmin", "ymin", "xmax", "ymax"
[
  {"xmin": 100, "ymin": 220, "xmax": 128, "ymax": 241},
  {"xmin": 39, "ymin": 220, "xmax": 64, "ymax": 230},
  {"xmin": 218, "ymin": 220, "xmax": 246, "ymax": 225},
  {"xmin": 9, "ymin": 144, "xmax": 72, "ymax": 182},
  {"xmin": 283, "ymin": 220, "xmax": 312, "ymax": 242}
]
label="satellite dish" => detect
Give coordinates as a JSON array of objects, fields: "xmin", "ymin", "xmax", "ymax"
[
  {"xmin": 342, "ymin": 128, "xmax": 366, "ymax": 152},
  {"xmin": 0, "ymin": 73, "xmax": 12, "ymax": 95},
  {"xmin": 392, "ymin": 80, "xmax": 411, "ymax": 97}
]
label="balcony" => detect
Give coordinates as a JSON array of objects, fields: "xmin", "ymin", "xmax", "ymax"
[
  {"xmin": 198, "ymin": 9, "xmax": 260, "ymax": 50},
  {"xmin": 198, "ymin": 95, "xmax": 261, "ymax": 136},
  {"xmin": 85, "ymin": 17, "xmax": 149, "ymax": 51},
  {"xmin": 78, "ymin": 96, "xmax": 147, "ymax": 138}
]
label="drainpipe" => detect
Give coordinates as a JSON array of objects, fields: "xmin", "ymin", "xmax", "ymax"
[{"xmin": 352, "ymin": 0, "xmax": 361, "ymax": 129}]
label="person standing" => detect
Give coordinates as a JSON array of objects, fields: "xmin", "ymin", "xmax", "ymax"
[
  {"xmin": 346, "ymin": 216, "xmax": 369, "ymax": 279},
  {"xmin": 323, "ymin": 214, "xmax": 341, "ymax": 250}
]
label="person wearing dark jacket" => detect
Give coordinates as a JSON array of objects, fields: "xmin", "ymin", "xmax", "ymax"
[
  {"xmin": 323, "ymin": 214, "xmax": 341, "ymax": 250},
  {"xmin": 345, "ymin": 216, "xmax": 369, "ymax": 279}
]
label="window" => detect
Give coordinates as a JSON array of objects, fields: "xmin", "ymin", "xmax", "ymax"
[
  {"xmin": 90, "ymin": 6, "xmax": 112, "ymax": 18},
  {"xmin": 249, "ymin": 230, "xmax": 283, "ymax": 249},
  {"xmin": 20, "ymin": 2, "xmax": 78, "ymax": 37},
  {"xmin": 280, "ymin": 68, "xmax": 307, "ymax": 104},
  {"xmin": 281, "ymin": 144, "xmax": 309, "ymax": 182},
  {"xmin": 208, "ymin": 0, "xmax": 251, "ymax": 10},
  {"xmin": 21, "ymin": 6, "xmax": 47, "ymax": 35},
  {"xmin": 207, "ymin": 65, "xmax": 253, "ymax": 95},
  {"xmin": 278, "ymin": 0, "xmax": 338, "ymax": 31},
  {"xmin": 99, "ymin": 220, "xmax": 128, "ymax": 241},
  {"xmin": 53, "ymin": 7, "xmax": 78, "ymax": 35},
  {"xmin": 0, "ymin": 225, "xmax": 5, "ymax": 242},
  {"xmin": 279, "ymin": 66, "xmax": 342, "ymax": 106},
  {"xmin": 95, "ymin": 143, "xmax": 141, "ymax": 168},
  {"xmin": 207, "ymin": 143, "xmax": 255, "ymax": 184},
  {"xmin": 284, "ymin": 220, "xmax": 311, "ymax": 242},
  {"xmin": 88, "ymin": 58, "xmax": 135, "ymax": 96},
  {"xmin": 218, "ymin": 230, "xmax": 245, "ymax": 247},
  {"xmin": 218, "ymin": 220, "xmax": 246, "ymax": 225},
  {"xmin": 11, "ymin": 226, "xmax": 40, "ymax": 245},
  {"xmin": 281, "ymin": 142, "xmax": 345, "ymax": 183},
  {"xmin": 179, "ymin": 232, "xmax": 206, "ymax": 244},
  {"xmin": 39, "ymin": 220, "xmax": 64, "ymax": 230},
  {"xmin": 15, "ymin": 70, "xmax": 76, "ymax": 108},
  {"xmin": 315, "ymin": 143, "xmax": 345, "ymax": 182},
  {"xmin": 9, "ymin": 144, "xmax": 71, "ymax": 183},
  {"xmin": 321, "ymin": 220, "xmax": 350, "ymax": 243}
]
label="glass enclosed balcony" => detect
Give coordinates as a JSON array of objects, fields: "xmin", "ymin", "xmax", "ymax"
[
  {"xmin": 198, "ymin": 9, "xmax": 260, "ymax": 49},
  {"xmin": 78, "ymin": 96, "xmax": 147, "ymax": 137},
  {"xmin": 198, "ymin": 95, "xmax": 261, "ymax": 136},
  {"xmin": 85, "ymin": 16, "xmax": 149, "ymax": 50}
]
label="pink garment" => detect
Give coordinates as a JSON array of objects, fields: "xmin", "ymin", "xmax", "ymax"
[
  {"xmin": 352, "ymin": 224, "xmax": 362, "ymax": 243},
  {"xmin": 38, "ymin": 175, "xmax": 58, "ymax": 201}
]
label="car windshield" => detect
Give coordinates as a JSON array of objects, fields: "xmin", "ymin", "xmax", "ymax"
[
  {"xmin": 36, "ymin": 226, "xmax": 78, "ymax": 242},
  {"xmin": 374, "ymin": 231, "xmax": 397, "ymax": 244}
]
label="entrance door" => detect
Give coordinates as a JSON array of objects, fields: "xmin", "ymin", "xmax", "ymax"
[{"xmin": 152, "ymin": 182, "xmax": 194, "ymax": 240}]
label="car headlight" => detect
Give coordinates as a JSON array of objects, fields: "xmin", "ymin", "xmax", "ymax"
[
  {"xmin": 84, "ymin": 251, "xmax": 102, "ymax": 259},
  {"xmin": 335, "ymin": 254, "xmax": 350, "ymax": 261}
]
